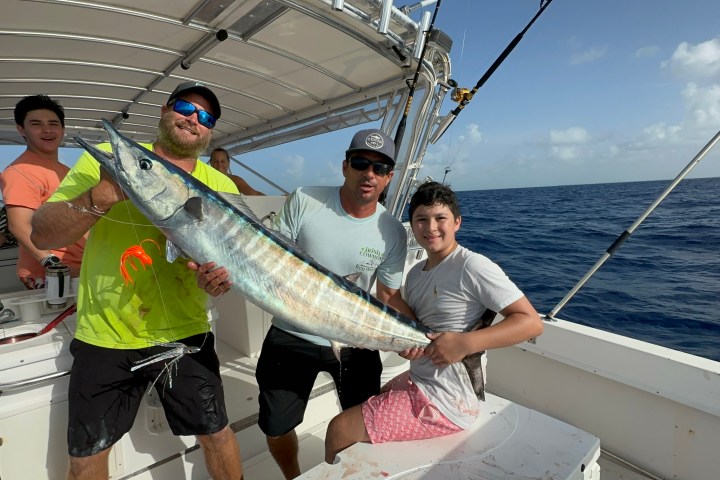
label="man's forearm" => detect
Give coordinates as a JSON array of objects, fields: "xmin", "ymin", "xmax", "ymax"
[{"xmin": 31, "ymin": 189, "xmax": 103, "ymax": 249}]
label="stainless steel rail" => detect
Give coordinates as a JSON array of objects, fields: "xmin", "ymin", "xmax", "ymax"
[{"xmin": 0, "ymin": 370, "xmax": 70, "ymax": 396}]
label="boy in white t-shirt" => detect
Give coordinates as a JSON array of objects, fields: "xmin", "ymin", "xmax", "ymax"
[{"xmin": 324, "ymin": 181, "xmax": 544, "ymax": 462}]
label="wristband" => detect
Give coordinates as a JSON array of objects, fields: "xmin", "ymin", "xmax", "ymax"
[
  {"xmin": 88, "ymin": 188, "xmax": 108, "ymax": 215},
  {"xmin": 41, "ymin": 254, "xmax": 61, "ymax": 267}
]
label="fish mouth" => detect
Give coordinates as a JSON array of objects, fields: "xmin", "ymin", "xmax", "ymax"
[{"xmin": 75, "ymin": 136, "xmax": 118, "ymax": 172}]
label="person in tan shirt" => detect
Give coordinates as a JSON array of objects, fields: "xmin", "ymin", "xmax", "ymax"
[
  {"xmin": 209, "ymin": 147, "xmax": 266, "ymax": 196},
  {"xmin": 0, "ymin": 95, "xmax": 85, "ymax": 288}
]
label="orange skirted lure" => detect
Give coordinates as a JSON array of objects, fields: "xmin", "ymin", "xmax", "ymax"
[{"xmin": 120, "ymin": 239, "xmax": 161, "ymax": 285}]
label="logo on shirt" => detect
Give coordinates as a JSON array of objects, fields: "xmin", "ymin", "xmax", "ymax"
[{"xmin": 355, "ymin": 247, "xmax": 383, "ymax": 272}]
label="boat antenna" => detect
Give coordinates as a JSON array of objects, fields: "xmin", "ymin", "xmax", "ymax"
[
  {"xmin": 429, "ymin": 0, "xmax": 554, "ymax": 144},
  {"xmin": 547, "ymin": 129, "xmax": 720, "ymax": 319},
  {"xmin": 393, "ymin": 0, "xmax": 443, "ymax": 159}
]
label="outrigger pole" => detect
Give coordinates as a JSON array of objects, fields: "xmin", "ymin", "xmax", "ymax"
[
  {"xmin": 547, "ymin": 129, "xmax": 720, "ymax": 319},
  {"xmin": 429, "ymin": 0, "xmax": 554, "ymax": 144}
]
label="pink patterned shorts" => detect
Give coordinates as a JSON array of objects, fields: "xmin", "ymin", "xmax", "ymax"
[{"xmin": 362, "ymin": 371, "xmax": 462, "ymax": 444}]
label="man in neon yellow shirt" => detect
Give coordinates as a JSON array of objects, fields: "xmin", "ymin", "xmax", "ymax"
[{"xmin": 31, "ymin": 82, "xmax": 244, "ymax": 480}]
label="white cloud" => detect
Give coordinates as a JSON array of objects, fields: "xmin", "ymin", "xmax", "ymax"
[
  {"xmin": 550, "ymin": 127, "xmax": 590, "ymax": 144},
  {"xmin": 464, "ymin": 123, "xmax": 484, "ymax": 144},
  {"xmin": 663, "ymin": 38, "xmax": 720, "ymax": 81},
  {"xmin": 546, "ymin": 127, "xmax": 591, "ymax": 163},
  {"xmin": 550, "ymin": 146, "xmax": 581, "ymax": 161},
  {"xmin": 635, "ymin": 45, "xmax": 660, "ymax": 58},
  {"xmin": 642, "ymin": 122, "xmax": 682, "ymax": 141},
  {"xmin": 682, "ymin": 82, "xmax": 720, "ymax": 127},
  {"xmin": 422, "ymin": 123, "xmax": 485, "ymax": 184},
  {"xmin": 570, "ymin": 46, "xmax": 607, "ymax": 65},
  {"xmin": 282, "ymin": 154, "xmax": 305, "ymax": 178}
]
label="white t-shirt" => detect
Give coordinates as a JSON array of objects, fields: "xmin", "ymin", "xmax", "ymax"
[
  {"xmin": 271, "ymin": 186, "xmax": 408, "ymax": 346},
  {"xmin": 406, "ymin": 245, "xmax": 523, "ymax": 428}
]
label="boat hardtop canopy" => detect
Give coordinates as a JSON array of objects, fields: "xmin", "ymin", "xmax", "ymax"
[{"xmin": 1, "ymin": 0, "xmax": 454, "ymax": 216}]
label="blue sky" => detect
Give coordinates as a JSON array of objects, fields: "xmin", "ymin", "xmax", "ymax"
[{"xmin": 3, "ymin": 0, "xmax": 720, "ymax": 193}]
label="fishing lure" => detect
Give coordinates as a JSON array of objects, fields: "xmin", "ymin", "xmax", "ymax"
[
  {"xmin": 131, "ymin": 342, "xmax": 202, "ymax": 390},
  {"xmin": 120, "ymin": 239, "xmax": 161, "ymax": 285}
]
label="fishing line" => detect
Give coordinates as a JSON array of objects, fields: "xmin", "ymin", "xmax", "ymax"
[
  {"xmin": 429, "ymin": 0, "xmax": 554, "ymax": 144},
  {"xmin": 57, "ymin": 140, "xmax": 211, "ymax": 385},
  {"xmin": 8, "ymin": 160, "xmax": 202, "ymax": 375},
  {"xmin": 437, "ymin": 0, "xmax": 470, "ymax": 181},
  {"xmin": 547, "ymin": 128, "xmax": 720, "ymax": 319},
  {"xmin": 109, "ymin": 150, "xmax": 212, "ymax": 379}
]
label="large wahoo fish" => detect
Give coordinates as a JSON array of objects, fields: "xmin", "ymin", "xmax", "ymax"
[{"xmin": 77, "ymin": 119, "xmax": 430, "ymax": 355}]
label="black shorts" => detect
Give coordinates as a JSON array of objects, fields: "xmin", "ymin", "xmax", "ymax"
[
  {"xmin": 67, "ymin": 333, "xmax": 228, "ymax": 457},
  {"xmin": 256, "ymin": 326, "xmax": 382, "ymax": 437}
]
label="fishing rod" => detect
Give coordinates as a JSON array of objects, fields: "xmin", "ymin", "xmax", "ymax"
[
  {"xmin": 547, "ymin": 128, "xmax": 720, "ymax": 319},
  {"xmin": 393, "ymin": 0, "xmax": 442, "ymax": 159},
  {"xmin": 429, "ymin": 0, "xmax": 554, "ymax": 144}
]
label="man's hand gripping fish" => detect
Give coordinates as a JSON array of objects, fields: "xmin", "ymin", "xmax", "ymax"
[{"xmin": 76, "ymin": 120, "xmax": 430, "ymax": 359}]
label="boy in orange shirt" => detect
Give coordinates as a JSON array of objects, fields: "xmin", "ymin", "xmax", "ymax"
[{"xmin": 0, "ymin": 95, "xmax": 85, "ymax": 288}]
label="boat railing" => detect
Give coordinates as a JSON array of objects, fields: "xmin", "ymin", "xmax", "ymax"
[{"xmin": 0, "ymin": 371, "xmax": 70, "ymax": 397}]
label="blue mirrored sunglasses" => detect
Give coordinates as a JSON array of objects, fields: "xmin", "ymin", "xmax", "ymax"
[
  {"xmin": 169, "ymin": 98, "xmax": 217, "ymax": 129},
  {"xmin": 347, "ymin": 156, "xmax": 393, "ymax": 176}
]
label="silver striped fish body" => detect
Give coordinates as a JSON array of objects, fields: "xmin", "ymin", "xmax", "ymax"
[{"xmin": 77, "ymin": 120, "xmax": 430, "ymax": 353}]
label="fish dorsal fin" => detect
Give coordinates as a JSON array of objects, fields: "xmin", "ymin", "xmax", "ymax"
[
  {"xmin": 184, "ymin": 197, "xmax": 204, "ymax": 221},
  {"xmin": 218, "ymin": 192, "xmax": 262, "ymax": 222},
  {"xmin": 218, "ymin": 191, "xmax": 307, "ymax": 253}
]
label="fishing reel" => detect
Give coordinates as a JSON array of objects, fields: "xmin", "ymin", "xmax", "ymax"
[
  {"xmin": 440, "ymin": 78, "xmax": 471, "ymax": 104},
  {"xmin": 451, "ymin": 86, "xmax": 471, "ymax": 104}
]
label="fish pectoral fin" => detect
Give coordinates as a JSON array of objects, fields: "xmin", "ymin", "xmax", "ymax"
[
  {"xmin": 165, "ymin": 240, "xmax": 188, "ymax": 263},
  {"xmin": 330, "ymin": 341, "xmax": 349, "ymax": 362},
  {"xmin": 184, "ymin": 197, "xmax": 204, "ymax": 221}
]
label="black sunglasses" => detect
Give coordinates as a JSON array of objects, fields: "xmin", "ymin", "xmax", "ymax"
[
  {"xmin": 347, "ymin": 156, "xmax": 393, "ymax": 176},
  {"xmin": 168, "ymin": 98, "xmax": 217, "ymax": 129}
]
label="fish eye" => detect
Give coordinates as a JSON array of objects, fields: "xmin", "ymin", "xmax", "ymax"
[{"xmin": 139, "ymin": 158, "xmax": 153, "ymax": 170}]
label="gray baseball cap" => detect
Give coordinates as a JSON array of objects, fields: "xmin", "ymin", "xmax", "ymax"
[
  {"xmin": 167, "ymin": 81, "xmax": 221, "ymax": 119},
  {"xmin": 345, "ymin": 128, "xmax": 396, "ymax": 165}
]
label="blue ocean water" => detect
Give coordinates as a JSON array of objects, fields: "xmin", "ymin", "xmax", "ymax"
[{"xmin": 452, "ymin": 176, "xmax": 720, "ymax": 362}]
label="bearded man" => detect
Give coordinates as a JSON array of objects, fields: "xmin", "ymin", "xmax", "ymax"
[{"xmin": 31, "ymin": 82, "xmax": 245, "ymax": 480}]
